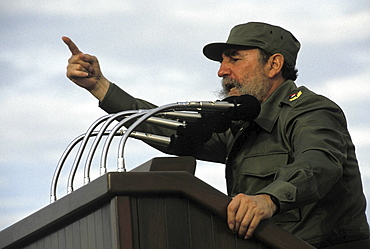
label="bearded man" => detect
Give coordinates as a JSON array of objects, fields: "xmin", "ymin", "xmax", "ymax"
[{"xmin": 63, "ymin": 22, "xmax": 369, "ymax": 248}]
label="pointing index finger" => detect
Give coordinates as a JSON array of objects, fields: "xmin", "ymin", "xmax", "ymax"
[{"xmin": 62, "ymin": 36, "xmax": 82, "ymax": 55}]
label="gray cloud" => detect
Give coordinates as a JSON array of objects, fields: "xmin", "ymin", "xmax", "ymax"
[{"xmin": 1, "ymin": 0, "xmax": 369, "ymax": 230}]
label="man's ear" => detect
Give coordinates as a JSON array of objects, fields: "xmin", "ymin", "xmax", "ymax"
[{"xmin": 267, "ymin": 53, "xmax": 284, "ymax": 78}]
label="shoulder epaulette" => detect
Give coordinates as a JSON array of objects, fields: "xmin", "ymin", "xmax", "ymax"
[{"xmin": 288, "ymin": 90, "xmax": 303, "ymax": 102}]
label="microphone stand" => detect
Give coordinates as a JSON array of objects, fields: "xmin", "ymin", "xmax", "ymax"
[
  {"xmin": 52, "ymin": 97, "xmax": 247, "ymax": 201},
  {"xmin": 83, "ymin": 110, "xmax": 146, "ymax": 185},
  {"xmin": 66, "ymin": 115, "xmax": 110, "ymax": 194},
  {"xmin": 116, "ymin": 102, "xmax": 207, "ymax": 172},
  {"xmin": 50, "ymin": 130, "xmax": 123, "ymax": 203},
  {"xmin": 100, "ymin": 109, "xmax": 193, "ymax": 173},
  {"xmin": 67, "ymin": 110, "xmax": 144, "ymax": 193},
  {"xmin": 57, "ymin": 109, "xmax": 180, "ymax": 200},
  {"xmin": 99, "ymin": 112, "xmax": 149, "ymax": 174}
]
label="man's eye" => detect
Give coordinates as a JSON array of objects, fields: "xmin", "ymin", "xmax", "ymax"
[{"xmin": 230, "ymin": 57, "xmax": 241, "ymax": 62}]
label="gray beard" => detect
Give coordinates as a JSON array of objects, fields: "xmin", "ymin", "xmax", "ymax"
[{"xmin": 219, "ymin": 76, "xmax": 271, "ymax": 102}]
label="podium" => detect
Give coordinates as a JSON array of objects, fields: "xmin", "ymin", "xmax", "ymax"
[{"xmin": 0, "ymin": 158, "xmax": 314, "ymax": 249}]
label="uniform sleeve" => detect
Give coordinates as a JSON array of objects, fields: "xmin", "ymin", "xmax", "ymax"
[
  {"xmin": 99, "ymin": 82, "xmax": 157, "ymax": 113},
  {"xmin": 256, "ymin": 96, "xmax": 350, "ymax": 213}
]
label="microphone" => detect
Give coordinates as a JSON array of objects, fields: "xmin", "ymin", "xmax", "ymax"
[
  {"xmin": 171, "ymin": 94, "xmax": 260, "ymax": 138},
  {"xmin": 130, "ymin": 131, "xmax": 171, "ymax": 146},
  {"xmin": 158, "ymin": 94, "xmax": 260, "ymax": 122},
  {"xmin": 168, "ymin": 95, "xmax": 260, "ymax": 155},
  {"xmin": 175, "ymin": 94, "xmax": 260, "ymax": 116},
  {"xmin": 143, "ymin": 95, "xmax": 259, "ymax": 140},
  {"xmin": 112, "ymin": 95, "xmax": 260, "ymax": 135},
  {"xmin": 145, "ymin": 116, "xmax": 185, "ymax": 129},
  {"xmin": 116, "ymin": 95, "xmax": 260, "ymax": 171},
  {"xmin": 155, "ymin": 111, "xmax": 202, "ymax": 122},
  {"xmin": 219, "ymin": 94, "xmax": 260, "ymax": 121}
]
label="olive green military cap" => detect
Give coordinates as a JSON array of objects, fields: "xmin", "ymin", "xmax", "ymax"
[{"xmin": 203, "ymin": 22, "xmax": 301, "ymax": 68}]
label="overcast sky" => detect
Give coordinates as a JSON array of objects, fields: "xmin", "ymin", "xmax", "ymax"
[{"xmin": 1, "ymin": 0, "xmax": 369, "ymax": 231}]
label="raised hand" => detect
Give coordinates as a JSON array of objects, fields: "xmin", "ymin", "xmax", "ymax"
[{"xmin": 62, "ymin": 36, "xmax": 109, "ymax": 101}]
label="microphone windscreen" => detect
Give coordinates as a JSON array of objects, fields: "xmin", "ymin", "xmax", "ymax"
[
  {"xmin": 176, "ymin": 123, "xmax": 213, "ymax": 143},
  {"xmin": 200, "ymin": 112, "xmax": 231, "ymax": 133},
  {"xmin": 223, "ymin": 95, "xmax": 261, "ymax": 121}
]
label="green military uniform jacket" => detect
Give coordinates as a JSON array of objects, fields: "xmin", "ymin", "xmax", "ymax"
[{"xmin": 99, "ymin": 80, "xmax": 369, "ymax": 247}]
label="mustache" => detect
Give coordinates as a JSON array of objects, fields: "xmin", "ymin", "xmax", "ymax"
[
  {"xmin": 218, "ymin": 77, "xmax": 237, "ymax": 98},
  {"xmin": 222, "ymin": 77, "xmax": 242, "ymax": 91},
  {"xmin": 219, "ymin": 77, "xmax": 242, "ymax": 97}
]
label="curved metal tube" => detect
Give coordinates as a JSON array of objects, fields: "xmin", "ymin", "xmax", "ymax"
[
  {"xmin": 117, "ymin": 103, "xmax": 183, "ymax": 172},
  {"xmin": 66, "ymin": 115, "xmax": 110, "ymax": 194},
  {"xmin": 100, "ymin": 112, "xmax": 148, "ymax": 174},
  {"xmin": 51, "ymin": 130, "xmax": 111, "ymax": 202},
  {"xmin": 83, "ymin": 110, "xmax": 143, "ymax": 185},
  {"xmin": 50, "ymin": 133, "xmax": 85, "ymax": 203}
]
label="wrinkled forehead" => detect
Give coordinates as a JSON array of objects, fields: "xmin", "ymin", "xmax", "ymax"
[
  {"xmin": 222, "ymin": 47, "xmax": 259, "ymax": 57},
  {"xmin": 220, "ymin": 48, "xmax": 266, "ymax": 64}
]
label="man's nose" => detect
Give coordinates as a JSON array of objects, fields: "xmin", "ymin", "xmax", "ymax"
[{"xmin": 218, "ymin": 62, "xmax": 231, "ymax": 78}]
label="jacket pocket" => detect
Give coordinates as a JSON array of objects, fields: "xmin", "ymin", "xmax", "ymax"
[
  {"xmin": 241, "ymin": 153, "xmax": 301, "ymax": 223},
  {"xmin": 242, "ymin": 153, "xmax": 288, "ymax": 177},
  {"xmin": 234, "ymin": 153, "xmax": 288, "ymax": 195}
]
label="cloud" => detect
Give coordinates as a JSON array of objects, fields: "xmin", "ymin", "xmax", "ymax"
[
  {"xmin": 0, "ymin": 0, "xmax": 134, "ymax": 16},
  {"xmin": 314, "ymin": 69, "xmax": 370, "ymax": 103},
  {"xmin": 166, "ymin": 1, "xmax": 370, "ymax": 45},
  {"xmin": 351, "ymin": 127, "xmax": 370, "ymax": 147},
  {"xmin": 0, "ymin": 196, "xmax": 44, "ymax": 229},
  {"xmin": 1, "ymin": 0, "xmax": 370, "ymax": 232},
  {"xmin": 0, "ymin": 89, "xmax": 106, "ymax": 164},
  {"xmin": 293, "ymin": 9, "xmax": 370, "ymax": 44}
]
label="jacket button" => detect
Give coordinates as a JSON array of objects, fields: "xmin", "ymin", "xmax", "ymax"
[{"xmin": 285, "ymin": 193, "xmax": 294, "ymax": 200}]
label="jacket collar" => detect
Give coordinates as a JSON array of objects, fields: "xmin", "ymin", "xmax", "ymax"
[{"xmin": 254, "ymin": 80, "xmax": 297, "ymax": 133}]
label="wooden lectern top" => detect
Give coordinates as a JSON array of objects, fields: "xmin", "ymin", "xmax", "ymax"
[{"xmin": 0, "ymin": 170, "xmax": 314, "ymax": 249}]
